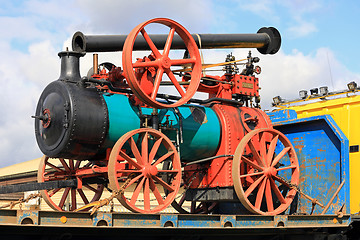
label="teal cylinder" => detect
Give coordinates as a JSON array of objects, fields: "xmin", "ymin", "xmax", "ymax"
[
  {"xmin": 103, "ymin": 93, "xmax": 141, "ymax": 144},
  {"xmin": 103, "ymin": 94, "xmax": 221, "ymax": 161},
  {"xmin": 159, "ymin": 106, "xmax": 220, "ymax": 161}
]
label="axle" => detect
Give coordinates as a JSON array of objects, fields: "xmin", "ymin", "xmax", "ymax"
[{"xmin": 72, "ymin": 27, "xmax": 281, "ymax": 54}]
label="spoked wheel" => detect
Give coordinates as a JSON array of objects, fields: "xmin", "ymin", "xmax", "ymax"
[
  {"xmin": 108, "ymin": 128, "xmax": 182, "ymax": 214},
  {"xmin": 172, "ymin": 192, "xmax": 218, "ymax": 214},
  {"xmin": 232, "ymin": 128, "xmax": 299, "ymax": 215},
  {"xmin": 37, "ymin": 156, "xmax": 104, "ymax": 211},
  {"xmin": 122, "ymin": 18, "xmax": 202, "ymax": 108},
  {"xmin": 162, "ymin": 161, "xmax": 217, "ymax": 214}
]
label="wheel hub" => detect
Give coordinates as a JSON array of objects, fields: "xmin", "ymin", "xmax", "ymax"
[
  {"xmin": 264, "ymin": 166, "xmax": 277, "ymax": 178},
  {"xmin": 143, "ymin": 164, "xmax": 158, "ymax": 177},
  {"xmin": 161, "ymin": 56, "xmax": 171, "ymax": 69}
]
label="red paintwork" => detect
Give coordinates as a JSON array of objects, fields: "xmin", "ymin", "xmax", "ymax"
[
  {"xmin": 185, "ymin": 73, "xmax": 259, "ymax": 99},
  {"xmin": 184, "ymin": 105, "xmax": 273, "ymax": 189}
]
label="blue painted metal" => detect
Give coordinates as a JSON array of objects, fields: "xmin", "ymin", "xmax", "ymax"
[
  {"xmin": 267, "ymin": 109, "xmax": 297, "ymax": 123},
  {"xmin": 17, "ymin": 210, "xmax": 38, "ymax": 225},
  {"xmin": 269, "ymin": 112, "xmax": 350, "ymax": 215},
  {"xmin": 4, "ymin": 210, "xmax": 350, "ymax": 229}
]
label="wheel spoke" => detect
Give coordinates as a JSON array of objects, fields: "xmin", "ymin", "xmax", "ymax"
[
  {"xmin": 59, "ymin": 187, "xmax": 70, "ymax": 209},
  {"xmin": 163, "ymin": 27, "xmax": 175, "ymax": 57},
  {"xmin": 77, "ymin": 189, "xmax": 89, "ymax": 205},
  {"xmin": 152, "ymin": 175, "xmax": 175, "ymax": 192},
  {"xmin": 141, "ymin": 132, "xmax": 149, "ymax": 164},
  {"xmin": 151, "ymin": 68, "xmax": 164, "ymax": 100},
  {"xmin": 119, "ymin": 151, "xmax": 142, "ymax": 170},
  {"xmin": 71, "ymin": 189, "xmax": 77, "ymax": 211},
  {"xmin": 276, "ymin": 165, "xmax": 297, "ymax": 171},
  {"xmin": 178, "ymin": 194, "xmax": 186, "ymax": 206},
  {"xmin": 271, "ymin": 147, "xmax": 290, "ymax": 167},
  {"xmin": 75, "ymin": 160, "xmax": 81, "ymax": 169},
  {"xmin": 265, "ymin": 178, "xmax": 274, "ymax": 212},
  {"xmin": 158, "ymin": 169, "xmax": 180, "ymax": 173},
  {"xmin": 49, "ymin": 188, "xmax": 61, "ymax": 197},
  {"xmin": 248, "ymin": 140, "xmax": 265, "ymax": 167},
  {"xmin": 149, "ymin": 177, "xmax": 164, "ymax": 205},
  {"xmin": 84, "ymin": 184, "xmax": 98, "ymax": 193},
  {"xmin": 130, "ymin": 177, "xmax": 145, "ymax": 205},
  {"xmin": 149, "ymin": 137, "xmax": 163, "ymax": 164},
  {"xmin": 84, "ymin": 162, "xmax": 92, "ymax": 168},
  {"xmin": 116, "ymin": 169, "xmax": 142, "ymax": 173},
  {"xmin": 241, "ymin": 155, "xmax": 263, "ymax": 171},
  {"xmin": 239, "ymin": 171, "xmax": 264, "ymax": 178},
  {"xmin": 255, "ymin": 177, "xmax": 267, "ymax": 209},
  {"xmin": 165, "ymin": 69, "xmax": 186, "ymax": 97},
  {"xmin": 129, "ymin": 137, "xmax": 144, "ymax": 166},
  {"xmin": 259, "ymin": 132, "xmax": 267, "ymax": 166},
  {"xmin": 140, "ymin": 28, "xmax": 162, "ymax": 58},
  {"xmin": 266, "ymin": 134, "xmax": 279, "ymax": 167},
  {"xmin": 126, "ymin": 174, "xmax": 144, "ymax": 189},
  {"xmin": 46, "ymin": 162, "xmax": 65, "ymax": 173},
  {"xmin": 269, "ymin": 177, "xmax": 286, "ymax": 204},
  {"xmin": 153, "ymin": 151, "xmax": 174, "ymax": 167},
  {"xmin": 244, "ymin": 175, "xmax": 265, "ymax": 198},
  {"xmin": 69, "ymin": 159, "xmax": 74, "ymax": 171},
  {"xmin": 133, "ymin": 60, "xmax": 159, "ymax": 68},
  {"xmin": 170, "ymin": 58, "xmax": 196, "ymax": 66},
  {"xmin": 144, "ymin": 178, "xmax": 151, "ymax": 211},
  {"xmin": 59, "ymin": 159, "xmax": 71, "ymax": 172}
]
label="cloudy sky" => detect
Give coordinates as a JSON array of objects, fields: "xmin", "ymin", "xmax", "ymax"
[{"xmin": 0, "ymin": 0, "xmax": 359, "ymax": 167}]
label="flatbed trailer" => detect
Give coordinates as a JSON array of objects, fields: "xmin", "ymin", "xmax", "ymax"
[
  {"xmin": 0, "ymin": 209, "xmax": 356, "ymax": 240},
  {"xmin": 0, "ymin": 104, "xmax": 356, "ymax": 239}
]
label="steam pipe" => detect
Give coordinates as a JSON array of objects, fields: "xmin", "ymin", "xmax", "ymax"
[{"xmin": 72, "ymin": 27, "xmax": 281, "ymax": 55}]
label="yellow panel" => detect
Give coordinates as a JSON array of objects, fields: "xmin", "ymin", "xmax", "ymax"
[{"xmin": 284, "ymin": 94, "xmax": 360, "ymax": 214}]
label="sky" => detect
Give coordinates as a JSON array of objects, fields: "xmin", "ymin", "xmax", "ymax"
[{"xmin": 0, "ymin": 0, "xmax": 359, "ymax": 167}]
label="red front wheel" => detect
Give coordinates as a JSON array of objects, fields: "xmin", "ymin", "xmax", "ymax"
[{"xmin": 108, "ymin": 128, "xmax": 182, "ymax": 213}]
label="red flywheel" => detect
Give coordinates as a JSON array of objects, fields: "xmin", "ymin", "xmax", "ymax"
[{"xmin": 122, "ymin": 18, "xmax": 202, "ymax": 108}]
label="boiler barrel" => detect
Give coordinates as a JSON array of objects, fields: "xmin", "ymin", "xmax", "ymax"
[
  {"xmin": 72, "ymin": 27, "xmax": 281, "ymax": 55},
  {"xmin": 35, "ymin": 82, "xmax": 221, "ymax": 161}
]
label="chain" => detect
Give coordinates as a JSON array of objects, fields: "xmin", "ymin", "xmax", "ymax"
[
  {"xmin": 0, "ymin": 192, "xmax": 43, "ymax": 210},
  {"xmin": 75, "ymin": 173, "xmax": 136, "ymax": 215},
  {"xmin": 275, "ymin": 175, "xmax": 324, "ymax": 213}
]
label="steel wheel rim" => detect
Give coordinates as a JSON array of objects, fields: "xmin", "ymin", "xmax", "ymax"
[
  {"xmin": 232, "ymin": 128, "xmax": 300, "ymax": 215},
  {"xmin": 37, "ymin": 155, "xmax": 104, "ymax": 212},
  {"xmin": 122, "ymin": 18, "xmax": 202, "ymax": 109},
  {"xmin": 108, "ymin": 128, "xmax": 181, "ymax": 214}
]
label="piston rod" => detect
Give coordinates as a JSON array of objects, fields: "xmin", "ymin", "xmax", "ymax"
[{"xmin": 72, "ymin": 27, "xmax": 281, "ymax": 55}]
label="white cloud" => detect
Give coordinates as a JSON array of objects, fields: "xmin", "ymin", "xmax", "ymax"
[
  {"xmin": 258, "ymin": 48, "xmax": 360, "ymax": 109},
  {"xmin": 287, "ymin": 19, "xmax": 318, "ymax": 38}
]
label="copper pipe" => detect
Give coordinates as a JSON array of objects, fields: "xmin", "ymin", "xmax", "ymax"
[{"xmin": 93, "ymin": 54, "xmax": 98, "ymax": 74}]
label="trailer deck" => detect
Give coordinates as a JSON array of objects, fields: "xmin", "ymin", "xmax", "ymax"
[{"xmin": 0, "ymin": 209, "xmax": 354, "ymax": 240}]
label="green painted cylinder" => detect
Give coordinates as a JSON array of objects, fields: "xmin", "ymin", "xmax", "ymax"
[{"xmin": 103, "ymin": 94, "xmax": 221, "ymax": 161}]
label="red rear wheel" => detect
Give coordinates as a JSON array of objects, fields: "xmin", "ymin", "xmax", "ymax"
[
  {"xmin": 122, "ymin": 18, "xmax": 202, "ymax": 108},
  {"xmin": 232, "ymin": 128, "xmax": 299, "ymax": 215}
]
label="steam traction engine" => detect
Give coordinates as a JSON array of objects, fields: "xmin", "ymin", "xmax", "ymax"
[{"xmin": 34, "ymin": 18, "xmax": 299, "ymax": 215}]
